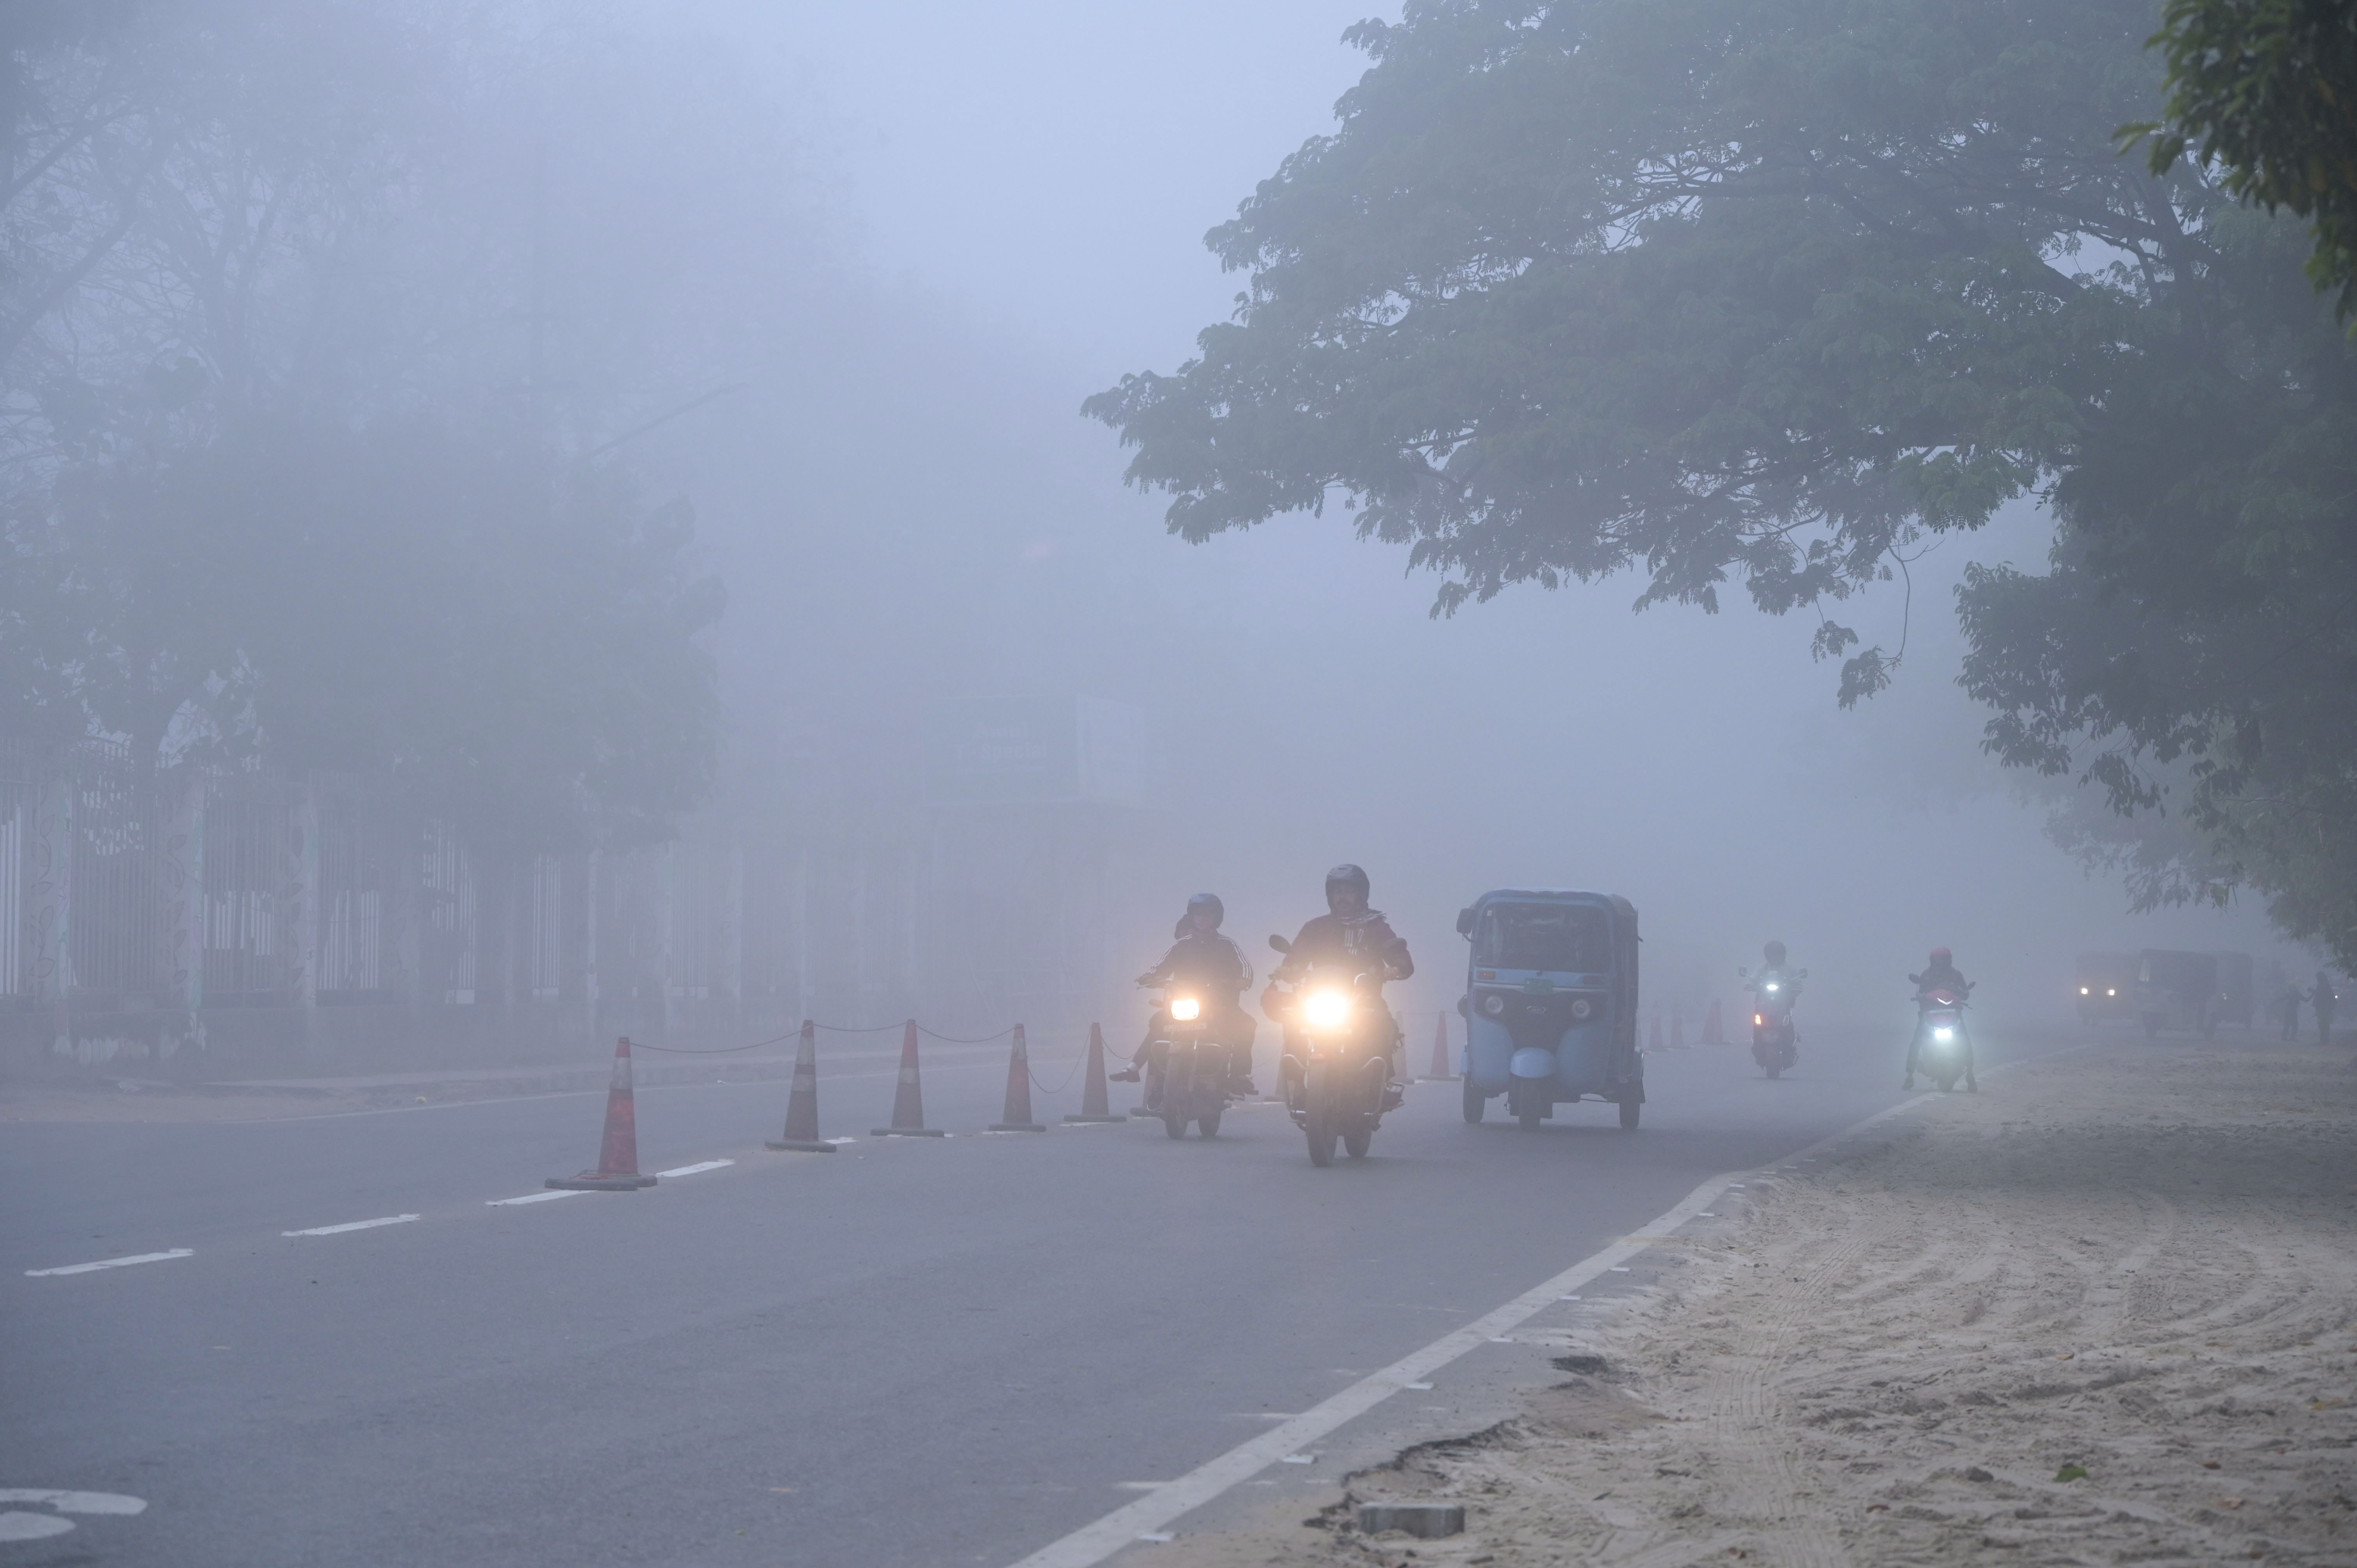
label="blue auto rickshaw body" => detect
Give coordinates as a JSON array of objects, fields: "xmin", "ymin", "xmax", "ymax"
[{"xmin": 1456, "ymin": 889, "xmax": 1643, "ymax": 1125}]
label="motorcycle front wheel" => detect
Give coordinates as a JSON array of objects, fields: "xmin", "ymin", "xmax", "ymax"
[
  {"xmin": 1343, "ymin": 1126, "xmax": 1372, "ymax": 1159},
  {"xmin": 1619, "ymin": 1097, "xmax": 1640, "ymax": 1130},
  {"xmin": 1197, "ymin": 1105, "xmax": 1221, "ymax": 1138},
  {"xmin": 1304, "ymin": 1064, "xmax": 1337, "ymax": 1167}
]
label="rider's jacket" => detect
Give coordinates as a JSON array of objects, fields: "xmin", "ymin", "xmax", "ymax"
[
  {"xmin": 1279, "ymin": 910, "xmax": 1414, "ymax": 983},
  {"xmin": 1143, "ymin": 932, "xmax": 1254, "ymax": 999},
  {"xmin": 1913, "ymin": 962, "xmax": 1968, "ymax": 1001}
]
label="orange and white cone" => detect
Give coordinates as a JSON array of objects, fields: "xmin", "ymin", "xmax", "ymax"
[
  {"xmin": 871, "ymin": 1020, "xmax": 945, "ymax": 1138},
  {"xmin": 989, "ymin": 1024, "xmax": 1046, "ymax": 1131},
  {"xmin": 1064, "ymin": 1022, "xmax": 1126, "ymax": 1123},
  {"xmin": 766, "ymin": 1020, "xmax": 834, "ymax": 1152},
  {"xmin": 547, "ymin": 1037, "xmax": 658, "ymax": 1190},
  {"xmin": 1428, "ymin": 1012, "xmax": 1455, "ymax": 1080}
]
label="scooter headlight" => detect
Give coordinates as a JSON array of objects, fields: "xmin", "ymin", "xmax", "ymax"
[
  {"xmin": 1481, "ymin": 993, "xmax": 1507, "ymax": 1017},
  {"xmin": 1168, "ymin": 996, "xmax": 1201, "ymax": 1022},
  {"xmin": 1933, "ymin": 1026, "xmax": 1955, "ymax": 1043},
  {"xmin": 1764, "ymin": 982, "xmax": 1779, "ymax": 993},
  {"xmin": 1570, "ymin": 997, "xmax": 1593, "ymax": 1021},
  {"xmin": 2080, "ymin": 986, "xmax": 2090, "ymax": 996},
  {"xmin": 1304, "ymin": 990, "xmax": 1352, "ymax": 1029}
]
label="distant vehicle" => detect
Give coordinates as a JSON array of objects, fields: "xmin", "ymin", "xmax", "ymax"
[
  {"xmin": 2076, "ymin": 952, "xmax": 2136, "ymax": 1024},
  {"xmin": 1455, "ymin": 890, "xmax": 1644, "ymax": 1131},
  {"xmin": 1741, "ymin": 965, "xmax": 1804, "ymax": 1077},
  {"xmin": 2210, "ymin": 951, "xmax": 2254, "ymax": 1029},
  {"xmin": 2137, "ymin": 949, "xmax": 2219, "ymax": 1039}
]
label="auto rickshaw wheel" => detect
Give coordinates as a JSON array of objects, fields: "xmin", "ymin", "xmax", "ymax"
[
  {"xmin": 1462, "ymin": 1077, "xmax": 1483, "ymax": 1124},
  {"xmin": 1619, "ymin": 1097, "xmax": 1640, "ymax": 1130},
  {"xmin": 1516, "ymin": 1097, "xmax": 1544, "ymax": 1131}
]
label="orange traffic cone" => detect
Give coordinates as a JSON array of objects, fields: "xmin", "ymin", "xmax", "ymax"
[
  {"xmin": 547, "ymin": 1037, "xmax": 658, "ymax": 1189},
  {"xmin": 766, "ymin": 1020, "xmax": 834, "ymax": 1153},
  {"xmin": 1701, "ymin": 999, "xmax": 1724, "ymax": 1045},
  {"xmin": 1671, "ymin": 1003, "xmax": 1686, "ymax": 1050},
  {"xmin": 871, "ymin": 1020, "xmax": 945, "ymax": 1138},
  {"xmin": 1428, "ymin": 1012, "xmax": 1454, "ymax": 1079},
  {"xmin": 1647, "ymin": 1012, "xmax": 1664, "ymax": 1054},
  {"xmin": 989, "ymin": 1023, "xmax": 1046, "ymax": 1131},
  {"xmin": 1064, "ymin": 1022, "xmax": 1126, "ymax": 1123}
]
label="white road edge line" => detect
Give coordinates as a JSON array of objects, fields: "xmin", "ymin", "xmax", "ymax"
[
  {"xmin": 486, "ymin": 1190, "xmax": 583, "ymax": 1206},
  {"xmin": 654, "ymin": 1159, "xmax": 734, "ymax": 1179},
  {"xmin": 283, "ymin": 1215, "xmax": 421, "ymax": 1237},
  {"xmin": 25, "ymin": 1249, "xmax": 193, "ymax": 1278},
  {"xmin": 1005, "ymin": 1086, "xmax": 1956, "ymax": 1568}
]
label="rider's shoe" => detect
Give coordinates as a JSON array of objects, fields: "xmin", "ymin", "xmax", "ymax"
[
  {"xmin": 1110, "ymin": 1066, "xmax": 1141, "ymax": 1083},
  {"xmin": 1380, "ymin": 1079, "xmax": 1407, "ymax": 1112},
  {"xmin": 1901, "ymin": 1074, "xmax": 1915, "ymax": 1090},
  {"xmin": 1225, "ymin": 1075, "xmax": 1257, "ymax": 1098},
  {"xmin": 1965, "ymin": 1076, "xmax": 1979, "ymax": 1093}
]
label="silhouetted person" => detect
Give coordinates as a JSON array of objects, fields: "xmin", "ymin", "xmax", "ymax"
[{"xmin": 2314, "ymin": 972, "xmax": 2338, "ymax": 1044}]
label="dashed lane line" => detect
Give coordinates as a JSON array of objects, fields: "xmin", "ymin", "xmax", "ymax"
[
  {"xmin": 283, "ymin": 1215, "xmax": 420, "ymax": 1237},
  {"xmin": 25, "ymin": 1250, "xmax": 193, "ymax": 1278}
]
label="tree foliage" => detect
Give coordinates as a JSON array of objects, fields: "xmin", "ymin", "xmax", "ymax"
[
  {"xmin": 1087, "ymin": 0, "xmax": 2357, "ymax": 965},
  {"xmin": 0, "ymin": 2, "xmax": 740, "ymax": 851},
  {"xmin": 2134, "ymin": 0, "xmax": 2357, "ymax": 314}
]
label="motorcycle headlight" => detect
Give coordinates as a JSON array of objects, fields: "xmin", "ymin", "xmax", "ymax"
[
  {"xmin": 1570, "ymin": 997, "xmax": 1592, "ymax": 1021},
  {"xmin": 2080, "ymin": 987, "xmax": 2090, "ymax": 995},
  {"xmin": 1304, "ymin": 990, "xmax": 1352, "ymax": 1029},
  {"xmin": 1933, "ymin": 1026, "xmax": 1954, "ymax": 1042},
  {"xmin": 1481, "ymin": 993, "xmax": 1507, "ymax": 1017},
  {"xmin": 1168, "ymin": 996, "xmax": 1201, "ymax": 1022},
  {"xmin": 2106, "ymin": 989, "xmax": 2116, "ymax": 997},
  {"xmin": 1765, "ymin": 982, "xmax": 1779, "ymax": 993}
]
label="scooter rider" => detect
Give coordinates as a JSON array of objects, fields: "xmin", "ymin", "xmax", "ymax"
[
  {"xmin": 1267, "ymin": 865, "xmax": 1415, "ymax": 1100},
  {"xmin": 1903, "ymin": 946, "xmax": 1974, "ymax": 1091},
  {"xmin": 1754, "ymin": 940, "xmax": 1802, "ymax": 1001},
  {"xmin": 1113, "ymin": 893, "xmax": 1259, "ymax": 1096}
]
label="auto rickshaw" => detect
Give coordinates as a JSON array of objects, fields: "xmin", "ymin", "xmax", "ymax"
[
  {"xmin": 1454, "ymin": 889, "xmax": 1643, "ymax": 1131},
  {"xmin": 2075, "ymin": 952, "xmax": 2136, "ymax": 1024}
]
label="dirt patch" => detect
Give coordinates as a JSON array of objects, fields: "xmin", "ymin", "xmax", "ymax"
[{"xmin": 1150, "ymin": 1042, "xmax": 2357, "ymax": 1566}]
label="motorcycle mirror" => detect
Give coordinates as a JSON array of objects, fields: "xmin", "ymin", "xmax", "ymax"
[
  {"xmin": 1268, "ymin": 935, "xmax": 1291, "ymax": 955},
  {"xmin": 1455, "ymin": 906, "xmax": 1475, "ymax": 937},
  {"xmin": 1795, "ymin": 968, "xmax": 1809, "ymax": 979},
  {"xmin": 1456, "ymin": 995, "xmax": 1468, "ymax": 1018},
  {"xmin": 1737, "ymin": 966, "xmax": 1748, "ymax": 978}
]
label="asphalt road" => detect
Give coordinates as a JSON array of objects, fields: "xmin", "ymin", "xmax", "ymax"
[{"xmin": 1, "ymin": 1019, "xmax": 2057, "ymax": 1566}]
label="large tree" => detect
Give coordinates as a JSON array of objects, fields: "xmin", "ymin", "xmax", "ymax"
[{"xmin": 1087, "ymin": 0, "xmax": 2357, "ymax": 965}]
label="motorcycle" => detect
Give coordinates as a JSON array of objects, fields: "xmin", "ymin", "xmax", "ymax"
[
  {"xmin": 1740, "ymin": 965, "xmax": 1805, "ymax": 1078},
  {"xmin": 1138, "ymin": 981, "xmax": 1232, "ymax": 1139},
  {"xmin": 1913, "ymin": 981, "xmax": 1976, "ymax": 1092},
  {"xmin": 1268, "ymin": 935, "xmax": 1400, "ymax": 1167}
]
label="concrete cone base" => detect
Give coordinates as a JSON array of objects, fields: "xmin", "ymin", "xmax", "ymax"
[
  {"xmin": 545, "ymin": 1174, "xmax": 657, "ymax": 1190},
  {"xmin": 763, "ymin": 1139, "xmax": 836, "ymax": 1153},
  {"xmin": 988, "ymin": 1121, "xmax": 1047, "ymax": 1132},
  {"xmin": 1062, "ymin": 1113, "xmax": 1127, "ymax": 1123},
  {"xmin": 869, "ymin": 1127, "xmax": 947, "ymax": 1138}
]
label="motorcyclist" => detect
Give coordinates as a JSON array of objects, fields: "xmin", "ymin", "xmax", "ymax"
[
  {"xmin": 1266, "ymin": 864, "xmax": 1415, "ymax": 1103},
  {"xmin": 1751, "ymin": 940, "xmax": 1802, "ymax": 1003},
  {"xmin": 1112, "ymin": 893, "xmax": 1258, "ymax": 1097},
  {"xmin": 1903, "ymin": 946, "xmax": 1974, "ymax": 1091}
]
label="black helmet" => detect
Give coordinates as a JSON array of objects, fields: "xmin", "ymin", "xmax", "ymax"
[
  {"xmin": 1763, "ymin": 940, "xmax": 1786, "ymax": 966},
  {"xmin": 1325, "ymin": 863, "xmax": 1370, "ymax": 906},
  {"xmin": 1186, "ymin": 892, "xmax": 1224, "ymax": 927}
]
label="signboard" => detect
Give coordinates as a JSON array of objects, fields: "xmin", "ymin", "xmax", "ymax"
[{"xmin": 931, "ymin": 696, "xmax": 1146, "ymax": 805}]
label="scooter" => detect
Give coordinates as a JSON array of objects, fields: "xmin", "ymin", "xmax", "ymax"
[
  {"xmin": 1912, "ymin": 981, "xmax": 1976, "ymax": 1092},
  {"xmin": 1740, "ymin": 965, "xmax": 1805, "ymax": 1078}
]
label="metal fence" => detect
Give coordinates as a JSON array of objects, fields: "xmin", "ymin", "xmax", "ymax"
[{"xmin": 0, "ymin": 740, "xmax": 1150, "ymax": 1063}]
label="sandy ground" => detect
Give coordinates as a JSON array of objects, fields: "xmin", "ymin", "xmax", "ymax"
[{"xmin": 1157, "ymin": 1041, "xmax": 2357, "ymax": 1567}]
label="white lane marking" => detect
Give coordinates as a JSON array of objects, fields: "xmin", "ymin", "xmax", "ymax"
[
  {"xmin": 24, "ymin": 1250, "xmax": 192, "ymax": 1278},
  {"xmin": 1698, "ymin": 1211, "xmax": 1716, "ymax": 1217},
  {"xmin": 1404, "ymin": 1383, "xmax": 1432, "ymax": 1391},
  {"xmin": 1559, "ymin": 1294, "xmax": 1581, "ymax": 1301},
  {"xmin": 1136, "ymin": 1532, "xmax": 1174, "ymax": 1544},
  {"xmin": 0, "ymin": 1491, "xmax": 145, "ymax": 1514},
  {"xmin": 1114, "ymin": 1483, "xmax": 1166, "ymax": 1491},
  {"xmin": 823, "ymin": 1137, "xmax": 857, "ymax": 1145},
  {"xmin": 486, "ymin": 1190, "xmax": 583, "ymax": 1206},
  {"xmin": 654, "ymin": 1159, "xmax": 734, "ymax": 1179},
  {"xmin": 283, "ymin": 1215, "xmax": 419, "ymax": 1238},
  {"xmin": 1608, "ymin": 1266, "xmax": 1631, "ymax": 1272},
  {"xmin": 0, "ymin": 1515, "xmax": 72, "ymax": 1542},
  {"xmin": 1002, "ymin": 1175, "xmax": 1731, "ymax": 1568},
  {"xmin": 1279, "ymin": 1455, "xmax": 1315, "ymax": 1465}
]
